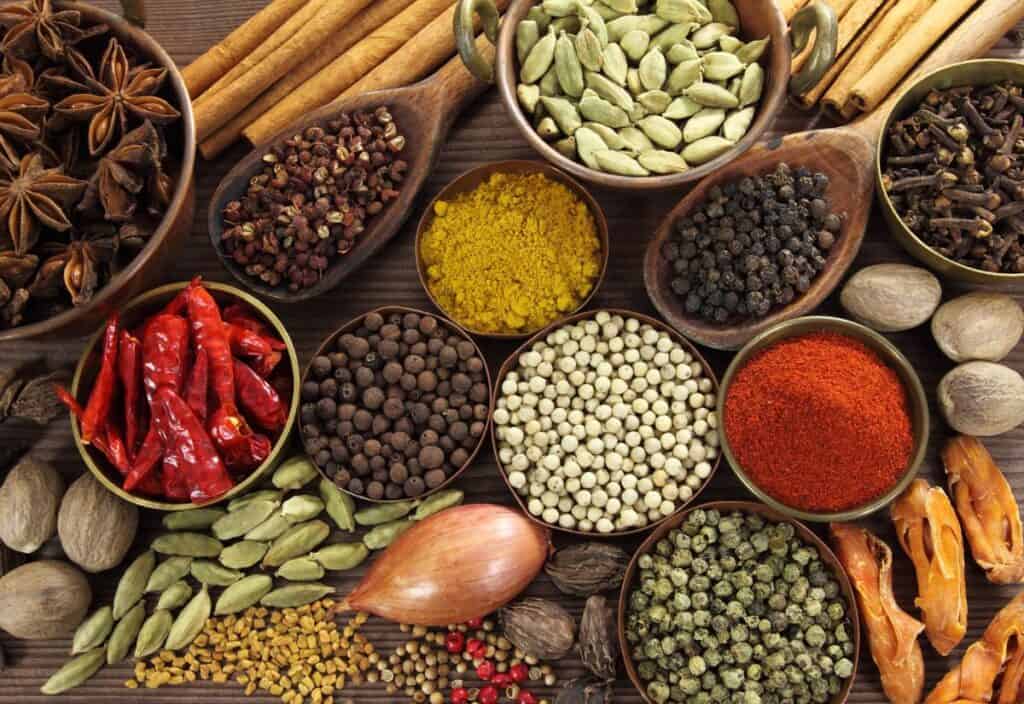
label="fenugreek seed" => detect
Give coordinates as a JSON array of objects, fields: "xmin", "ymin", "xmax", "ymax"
[
  {"xmin": 553, "ymin": 136, "xmax": 577, "ymax": 159},
  {"xmin": 156, "ymin": 580, "xmax": 193, "ymax": 611},
  {"xmin": 650, "ymin": 22, "xmax": 697, "ymax": 53},
  {"xmin": 722, "ymin": 106, "xmax": 755, "ymax": 141},
  {"xmin": 600, "ymin": 43, "xmax": 628, "ymax": 85},
  {"xmin": 319, "ymin": 478, "xmax": 356, "ymax": 533},
  {"xmin": 682, "ymin": 135, "xmax": 735, "ymax": 164},
  {"xmin": 41, "ymin": 648, "xmax": 106, "ymax": 695},
  {"xmin": 618, "ymin": 125, "xmax": 655, "ymax": 152},
  {"xmin": 656, "ymin": 0, "xmax": 711, "ymax": 24},
  {"xmin": 263, "ymin": 520, "xmax": 331, "ymax": 567},
  {"xmin": 683, "ymin": 107, "xmax": 726, "ymax": 142},
  {"xmin": 72, "ymin": 606, "xmax": 114, "ymax": 655},
  {"xmin": 637, "ymin": 115, "xmax": 683, "ymax": 149},
  {"xmin": 638, "ymin": 149, "xmax": 690, "ymax": 174},
  {"xmin": 691, "ymin": 21, "xmax": 734, "ymax": 49},
  {"xmin": 736, "ymin": 36, "xmax": 770, "ymax": 64},
  {"xmin": 413, "ymin": 489, "xmax": 465, "ymax": 521},
  {"xmin": 276, "ymin": 557, "xmax": 326, "ymax": 582},
  {"xmin": 685, "ymin": 81, "xmax": 739, "ymax": 108},
  {"xmin": 607, "ymin": 14, "xmax": 668, "ymax": 42},
  {"xmin": 260, "ymin": 583, "xmax": 335, "ymax": 609},
  {"xmin": 579, "ymin": 95, "xmax": 630, "ymax": 128},
  {"xmin": 521, "ymin": 29, "xmax": 557, "ymax": 84},
  {"xmin": 666, "ymin": 59, "xmax": 702, "ymax": 95},
  {"xmin": 583, "ymin": 122, "xmax": 630, "ymax": 150},
  {"xmin": 114, "ymin": 550, "xmax": 155, "ymax": 620},
  {"xmin": 215, "ymin": 575, "xmax": 274, "ymax": 616},
  {"xmin": 355, "ymin": 500, "xmax": 416, "ymax": 527},
  {"xmin": 585, "ymin": 71, "xmax": 634, "ymax": 111},
  {"xmin": 165, "ymin": 586, "xmax": 212, "ymax": 652},
  {"xmin": 708, "ymin": 0, "xmax": 740, "ymax": 26},
  {"xmin": 281, "ymin": 495, "xmax": 326, "ymax": 523},
  {"xmin": 191, "ymin": 560, "xmax": 244, "ymax": 587},
  {"xmin": 272, "ymin": 456, "xmax": 320, "ymax": 491},
  {"xmin": 537, "ymin": 116, "xmax": 561, "ymax": 140},
  {"xmin": 245, "ymin": 513, "xmax": 292, "ymax": 541},
  {"xmin": 538, "ymin": 97, "xmax": 582, "ymax": 135},
  {"xmin": 554, "ymin": 32, "xmax": 584, "ymax": 98},
  {"xmin": 219, "ymin": 540, "xmax": 269, "ymax": 570},
  {"xmin": 638, "ymin": 47, "xmax": 667, "ymax": 91},
  {"xmin": 152, "ymin": 533, "xmax": 223, "ymax": 558},
  {"xmin": 212, "ymin": 499, "xmax": 279, "ymax": 541},
  {"xmin": 107, "ymin": 602, "xmax": 146, "ymax": 664},
  {"xmin": 162, "ymin": 508, "xmax": 225, "ymax": 532},
  {"xmin": 594, "ymin": 150, "xmax": 650, "ymax": 176},
  {"xmin": 663, "ymin": 95, "xmax": 702, "ymax": 119},
  {"xmin": 145, "ymin": 557, "xmax": 192, "ymax": 593},
  {"xmin": 666, "ymin": 40, "xmax": 698, "ymax": 63},
  {"xmin": 574, "ymin": 27, "xmax": 604, "ymax": 72},
  {"xmin": 518, "ymin": 83, "xmax": 542, "ymax": 114},
  {"xmin": 702, "ymin": 51, "xmax": 745, "ymax": 81},
  {"xmin": 363, "ymin": 519, "xmax": 414, "ymax": 550},
  {"xmin": 638, "ymin": 89, "xmax": 672, "ymax": 114},
  {"xmin": 311, "ymin": 542, "xmax": 370, "ymax": 571},
  {"xmin": 135, "ymin": 610, "xmax": 174, "ymax": 659},
  {"xmin": 516, "ymin": 20, "xmax": 540, "ymax": 63},
  {"xmin": 739, "ymin": 63, "xmax": 764, "ymax": 107},
  {"xmin": 718, "ymin": 34, "xmax": 743, "ymax": 53}
]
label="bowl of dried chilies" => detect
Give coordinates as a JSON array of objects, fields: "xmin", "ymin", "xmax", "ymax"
[
  {"xmin": 0, "ymin": 0, "xmax": 195, "ymax": 342},
  {"xmin": 60, "ymin": 279, "xmax": 300, "ymax": 511}
]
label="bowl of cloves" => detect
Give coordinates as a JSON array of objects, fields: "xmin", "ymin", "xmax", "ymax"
[
  {"xmin": 877, "ymin": 59, "xmax": 1024, "ymax": 285},
  {"xmin": 0, "ymin": 0, "xmax": 195, "ymax": 342}
]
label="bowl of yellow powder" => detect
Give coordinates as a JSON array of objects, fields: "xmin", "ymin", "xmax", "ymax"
[{"xmin": 416, "ymin": 161, "xmax": 608, "ymax": 338}]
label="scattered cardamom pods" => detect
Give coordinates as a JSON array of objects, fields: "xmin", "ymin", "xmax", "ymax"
[
  {"xmin": 219, "ymin": 540, "xmax": 269, "ymax": 570},
  {"xmin": 276, "ymin": 557, "xmax": 326, "ymax": 582},
  {"xmin": 164, "ymin": 585, "xmax": 212, "ymax": 651},
  {"xmin": 271, "ymin": 456, "xmax": 319, "ymax": 491},
  {"xmin": 413, "ymin": 489, "xmax": 464, "ymax": 521},
  {"xmin": 211, "ymin": 499, "xmax": 278, "ymax": 541},
  {"xmin": 319, "ymin": 478, "xmax": 356, "ymax": 532},
  {"xmin": 354, "ymin": 500, "xmax": 416, "ymax": 527},
  {"xmin": 190, "ymin": 559, "xmax": 244, "ymax": 587},
  {"xmin": 134, "ymin": 609, "xmax": 173, "ymax": 659},
  {"xmin": 260, "ymin": 583, "xmax": 334, "ymax": 609},
  {"xmin": 263, "ymin": 520, "xmax": 331, "ymax": 567},
  {"xmin": 245, "ymin": 513, "xmax": 291, "ymax": 541},
  {"xmin": 145, "ymin": 556, "xmax": 192, "ymax": 593},
  {"xmin": 162, "ymin": 507, "xmax": 225, "ymax": 532},
  {"xmin": 310, "ymin": 542, "xmax": 369, "ymax": 571},
  {"xmin": 363, "ymin": 519, "xmax": 413, "ymax": 550},
  {"xmin": 214, "ymin": 575, "xmax": 273, "ymax": 616},
  {"xmin": 156, "ymin": 580, "xmax": 193, "ymax": 611},
  {"xmin": 228, "ymin": 489, "xmax": 283, "ymax": 513},
  {"xmin": 40, "ymin": 647, "xmax": 106, "ymax": 695},
  {"xmin": 151, "ymin": 532, "xmax": 223, "ymax": 558},
  {"xmin": 71, "ymin": 606, "xmax": 113, "ymax": 655},
  {"xmin": 106, "ymin": 601, "xmax": 145, "ymax": 664},
  {"xmin": 281, "ymin": 495, "xmax": 325, "ymax": 523},
  {"xmin": 113, "ymin": 550, "xmax": 154, "ymax": 620}
]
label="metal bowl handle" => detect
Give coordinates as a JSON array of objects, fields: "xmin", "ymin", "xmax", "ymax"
[
  {"xmin": 455, "ymin": 0, "xmax": 501, "ymax": 84},
  {"xmin": 788, "ymin": 1, "xmax": 837, "ymax": 96},
  {"xmin": 119, "ymin": 0, "xmax": 146, "ymax": 27}
]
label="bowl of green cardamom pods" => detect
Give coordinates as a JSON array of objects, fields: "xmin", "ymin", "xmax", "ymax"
[{"xmin": 454, "ymin": 0, "xmax": 837, "ymax": 189}]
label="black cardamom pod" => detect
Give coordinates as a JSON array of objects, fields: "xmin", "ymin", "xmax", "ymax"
[
  {"xmin": 501, "ymin": 598, "xmax": 576, "ymax": 660},
  {"xmin": 555, "ymin": 675, "xmax": 614, "ymax": 704},
  {"xmin": 578, "ymin": 595, "xmax": 618, "ymax": 680},
  {"xmin": 545, "ymin": 542, "xmax": 630, "ymax": 596}
]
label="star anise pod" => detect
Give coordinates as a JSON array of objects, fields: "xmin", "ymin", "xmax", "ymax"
[
  {"xmin": 29, "ymin": 228, "xmax": 113, "ymax": 304},
  {"xmin": 54, "ymin": 37, "xmax": 179, "ymax": 156},
  {"xmin": 0, "ymin": 285, "xmax": 28, "ymax": 327},
  {"xmin": 0, "ymin": 248, "xmax": 37, "ymax": 287},
  {"xmin": 0, "ymin": 54, "xmax": 32, "ymax": 98},
  {"xmin": 0, "ymin": 0, "xmax": 106, "ymax": 62},
  {"xmin": 79, "ymin": 120, "xmax": 157, "ymax": 222},
  {"xmin": 0, "ymin": 91, "xmax": 48, "ymax": 174},
  {"xmin": 0, "ymin": 152, "xmax": 86, "ymax": 255}
]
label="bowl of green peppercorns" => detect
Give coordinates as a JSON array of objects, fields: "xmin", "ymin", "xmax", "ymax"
[{"xmin": 618, "ymin": 501, "xmax": 860, "ymax": 704}]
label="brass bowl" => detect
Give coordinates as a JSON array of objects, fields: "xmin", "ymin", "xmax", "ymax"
[
  {"xmin": 0, "ymin": 1, "xmax": 196, "ymax": 343},
  {"xmin": 491, "ymin": 309, "xmax": 721, "ymax": 537},
  {"xmin": 876, "ymin": 59, "xmax": 1024, "ymax": 285},
  {"xmin": 301, "ymin": 306, "xmax": 494, "ymax": 504},
  {"xmin": 717, "ymin": 316, "xmax": 929, "ymax": 523},
  {"xmin": 618, "ymin": 500, "xmax": 861, "ymax": 704},
  {"xmin": 414, "ymin": 160, "xmax": 609, "ymax": 339},
  {"xmin": 70, "ymin": 282, "xmax": 301, "ymax": 512}
]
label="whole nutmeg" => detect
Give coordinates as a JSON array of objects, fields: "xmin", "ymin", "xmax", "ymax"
[
  {"xmin": 0, "ymin": 457, "xmax": 63, "ymax": 554},
  {"xmin": 840, "ymin": 264, "xmax": 942, "ymax": 332},
  {"xmin": 501, "ymin": 597, "xmax": 576, "ymax": 660},
  {"xmin": 932, "ymin": 293, "xmax": 1024, "ymax": 363},
  {"xmin": 58, "ymin": 473, "xmax": 139, "ymax": 573},
  {"xmin": 0, "ymin": 560, "xmax": 91, "ymax": 639},
  {"xmin": 939, "ymin": 361, "xmax": 1024, "ymax": 436}
]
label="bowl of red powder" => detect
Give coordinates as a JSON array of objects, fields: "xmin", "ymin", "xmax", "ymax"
[{"xmin": 719, "ymin": 316, "xmax": 929, "ymax": 522}]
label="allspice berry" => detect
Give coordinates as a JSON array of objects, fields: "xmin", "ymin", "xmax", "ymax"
[
  {"xmin": 840, "ymin": 264, "xmax": 941, "ymax": 332},
  {"xmin": 939, "ymin": 361, "xmax": 1024, "ymax": 437},
  {"xmin": 931, "ymin": 292, "xmax": 1024, "ymax": 363}
]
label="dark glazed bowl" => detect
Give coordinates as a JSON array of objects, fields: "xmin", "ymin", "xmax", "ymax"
[
  {"xmin": 491, "ymin": 309, "xmax": 721, "ymax": 537},
  {"xmin": 301, "ymin": 306, "xmax": 494, "ymax": 504},
  {"xmin": 414, "ymin": 160, "xmax": 609, "ymax": 339},
  {"xmin": 70, "ymin": 282, "xmax": 301, "ymax": 512},
  {"xmin": 717, "ymin": 316, "xmax": 929, "ymax": 523},
  {"xmin": 0, "ymin": 1, "xmax": 196, "ymax": 343},
  {"xmin": 618, "ymin": 500, "xmax": 861, "ymax": 704}
]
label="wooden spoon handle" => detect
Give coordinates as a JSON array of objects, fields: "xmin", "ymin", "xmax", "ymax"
[
  {"xmin": 423, "ymin": 37, "xmax": 495, "ymax": 134},
  {"xmin": 851, "ymin": 0, "xmax": 1024, "ymax": 140}
]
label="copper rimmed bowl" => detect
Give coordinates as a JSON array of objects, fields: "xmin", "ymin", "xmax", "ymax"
[
  {"xmin": 491, "ymin": 309, "xmax": 721, "ymax": 537},
  {"xmin": 0, "ymin": 1, "xmax": 196, "ymax": 343},
  {"xmin": 70, "ymin": 282, "xmax": 301, "ymax": 512},
  {"xmin": 415, "ymin": 160, "xmax": 609, "ymax": 339},
  {"xmin": 300, "ymin": 306, "xmax": 494, "ymax": 504},
  {"xmin": 618, "ymin": 500, "xmax": 861, "ymax": 704}
]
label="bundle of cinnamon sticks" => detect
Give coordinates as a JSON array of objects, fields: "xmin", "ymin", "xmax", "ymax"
[
  {"xmin": 184, "ymin": 0, "xmax": 506, "ymax": 158},
  {"xmin": 783, "ymin": 0, "xmax": 1003, "ymax": 119}
]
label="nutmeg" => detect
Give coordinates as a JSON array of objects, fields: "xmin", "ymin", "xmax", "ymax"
[
  {"xmin": 939, "ymin": 362, "xmax": 1024, "ymax": 437},
  {"xmin": 58, "ymin": 473, "xmax": 139, "ymax": 573},
  {"xmin": 840, "ymin": 264, "xmax": 942, "ymax": 332},
  {"xmin": 932, "ymin": 292, "xmax": 1024, "ymax": 363},
  {"xmin": 0, "ymin": 560, "xmax": 91, "ymax": 639},
  {"xmin": 0, "ymin": 456, "xmax": 63, "ymax": 554}
]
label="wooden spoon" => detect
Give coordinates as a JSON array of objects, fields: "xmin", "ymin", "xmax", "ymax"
[
  {"xmin": 645, "ymin": 0, "xmax": 1024, "ymax": 350},
  {"xmin": 208, "ymin": 45, "xmax": 493, "ymax": 303}
]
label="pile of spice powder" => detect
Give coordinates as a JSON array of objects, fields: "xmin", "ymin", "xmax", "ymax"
[
  {"xmin": 723, "ymin": 331, "xmax": 913, "ymax": 512},
  {"xmin": 420, "ymin": 172, "xmax": 602, "ymax": 334}
]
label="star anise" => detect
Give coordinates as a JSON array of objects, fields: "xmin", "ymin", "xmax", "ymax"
[
  {"xmin": 0, "ymin": 152, "xmax": 86, "ymax": 255},
  {"xmin": 30, "ymin": 228, "xmax": 114, "ymax": 304},
  {"xmin": 0, "ymin": 54, "xmax": 32, "ymax": 98},
  {"xmin": 79, "ymin": 119, "xmax": 158, "ymax": 222},
  {"xmin": 54, "ymin": 37, "xmax": 179, "ymax": 156},
  {"xmin": 0, "ymin": 0, "xmax": 106, "ymax": 62},
  {"xmin": 0, "ymin": 249, "xmax": 37, "ymax": 288},
  {"xmin": 0, "ymin": 91, "xmax": 48, "ymax": 174}
]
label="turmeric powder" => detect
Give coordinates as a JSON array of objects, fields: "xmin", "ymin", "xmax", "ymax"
[{"xmin": 419, "ymin": 172, "xmax": 602, "ymax": 335}]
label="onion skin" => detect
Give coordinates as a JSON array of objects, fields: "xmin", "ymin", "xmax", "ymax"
[{"xmin": 338, "ymin": 504, "xmax": 551, "ymax": 625}]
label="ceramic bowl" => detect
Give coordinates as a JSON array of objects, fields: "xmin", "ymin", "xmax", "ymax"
[
  {"xmin": 70, "ymin": 282, "xmax": 301, "ymax": 511},
  {"xmin": 717, "ymin": 316, "xmax": 929, "ymax": 523}
]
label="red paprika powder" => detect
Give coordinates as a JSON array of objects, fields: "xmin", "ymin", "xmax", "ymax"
[{"xmin": 724, "ymin": 331, "xmax": 913, "ymax": 512}]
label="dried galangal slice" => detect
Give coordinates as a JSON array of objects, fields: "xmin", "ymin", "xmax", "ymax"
[
  {"xmin": 831, "ymin": 523, "xmax": 925, "ymax": 704},
  {"xmin": 891, "ymin": 478, "xmax": 967, "ymax": 656},
  {"xmin": 943, "ymin": 435, "xmax": 1024, "ymax": 584}
]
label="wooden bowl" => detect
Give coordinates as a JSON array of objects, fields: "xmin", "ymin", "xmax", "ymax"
[
  {"xmin": 414, "ymin": 160, "xmax": 609, "ymax": 339},
  {"xmin": 0, "ymin": 1, "xmax": 195, "ymax": 343},
  {"xmin": 301, "ymin": 306, "xmax": 494, "ymax": 504},
  {"xmin": 491, "ymin": 309, "xmax": 721, "ymax": 537},
  {"xmin": 718, "ymin": 316, "xmax": 929, "ymax": 523},
  {"xmin": 644, "ymin": 152, "xmax": 867, "ymax": 350},
  {"xmin": 618, "ymin": 500, "xmax": 861, "ymax": 704},
  {"xmin": 69, "ymin": 282, "xmax": 301, "ymax": 512}
]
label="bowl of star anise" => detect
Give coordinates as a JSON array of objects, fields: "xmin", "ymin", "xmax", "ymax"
[{"xmin": 0, "ymin": 0, "xmax": 194, "ymax": 342}]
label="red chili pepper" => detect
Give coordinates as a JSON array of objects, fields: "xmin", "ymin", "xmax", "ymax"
[
  {"xmin": 142, "ymin": 313, "xmax": 190, "ymax": 404},
  {"xmin": 53, "ymin": 383, "xmax": 85, "ymax": 417},
  {"xmin": 184, "ymin": 348, "xmax": 209, "ymax": 423},
  {"xmin": 153, "ymin": 386, "xmax": 234, "ymax": 502},
  {"xmin": 159, "ymin": 442, "xmax": 191, "ymax": 502},
  {"xmin": 208, "ymin": 406, "xmax": 271, "ymax": 472},
  {"xmin": 223, "ymin": 304, "xmax": 286, "ymax": 350},
  {"xmin": 228, "ymin": 322, "xmax": 283, "ymax": 377},
  {"xmin": 234, "ymin": 359, "xmax": 286, "ymax": 432},
  {"xmin": 123, "ymin": 423, "xmax": 163, "ymax": 493},
  {"xmin": 118, "ymin": 330, "xmax": 142, "ymax": 455},
  {"xmin": 81, "ymin": 315, "xmax": 120, "ymax": 443},
  {"xmin": 159, "ymin": 283, "xmax": 191, "ymax": 317},
  {"xmin": 101, "ymin": 419, "xmax": 131, "ymax": 475}
]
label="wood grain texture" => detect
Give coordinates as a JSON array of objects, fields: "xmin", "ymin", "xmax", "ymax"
[{"xmin": 0, "ymin": 2, "xmax": 1022, "ymax": 703}]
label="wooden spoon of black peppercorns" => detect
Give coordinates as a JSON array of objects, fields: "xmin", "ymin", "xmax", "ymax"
[
  {"xmin": 207, "ymin": 44, "xmax": 493, "ymax": 303},
  {"xmin": 644, "ymin": 0, "xmax": 1022, "ymax": 350}
]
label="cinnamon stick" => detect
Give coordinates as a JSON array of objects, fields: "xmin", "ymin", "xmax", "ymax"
[
  {"xmin": 792, "ymin": 0, "xmax": 888, "ymax": 75},
  {"xmin": 181, "ymin": 0, "xmax": 309, "ymax": 98},
  {"xmin": 193, "ymin": 0, "xmax": 374, "ymax": 142},
  {"xmin": 243, "ymin": 0, "xmax": 460, "ymax": 147},
  {"xmin": 849, "ymin": 0, "xmax": 979, "ymax": 113},
  {"xmin": 199, "ymin": 0, "xmax": 418, "ymax": 159}
]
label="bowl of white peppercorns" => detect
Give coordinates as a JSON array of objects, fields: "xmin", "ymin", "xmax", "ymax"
[{"xmin": 492, "ymin": 309, "xmax": 721, "ymax": 536}]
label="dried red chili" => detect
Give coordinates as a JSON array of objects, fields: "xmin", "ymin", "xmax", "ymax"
[
  {"xmin": 184, "ymin": 347, "xmax": 209, "ymax": 423},
  {"xmin": 152, "ymin": 386, "xmax": 233, "ymax": 502},
  {"xmin": 118, "ymin": 330, "xmax": 142, "ymax": 455},
  {"xmin": 723, "ymin": 331, "xmax": 914, "ymax": 512},
  {"xmin": 141, "ymin": 313, "xmax": 189, "ymax": 403},
  {"xmin": 80, "ymin": 315, "xmax": 120, "ymax": 443},
  {"xmin": 234, "ymin": 358, "xmax": 287, "ymax": 432},
  {"xmin": 228, "ymin": 322, "xmax": 282, "ymax": 377},
  {"xmin": 124, "ymin": 424, "xmax": 162, "ymax": 493},
  {"xmin": 223, "ymin": 303, "xmax": 285, "ymax": 347}
]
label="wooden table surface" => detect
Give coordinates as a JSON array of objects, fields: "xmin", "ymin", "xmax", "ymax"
[{"xmin": 1, "ymin": 2, "xmax": 1023, "ymax": 703}]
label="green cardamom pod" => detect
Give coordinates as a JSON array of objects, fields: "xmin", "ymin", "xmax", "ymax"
[
  {"xmin": 542, "ymin": 0, "xmax": 577, "ymax": 17},
  {"xmin": 219, "ymin": 540, "xmax": 269, "ymax": 570},
  {"xmin": 190, "ymin": 559, "xmax": 244, "ymax": 587},
  {"xmin": 736, "ymin": 36, "xmax": 770, "ymax": 64},
  {"xmin": 539, "ymin": 64, "xmax": 562, "ymax": 97},
  {"xmin": 555, "ymin": 31, "xmax": 585, "ymax": 98},
  {"xmin": 638, "ymin": 149, "xmax": 690, "ymax": 174},
  {"xmin": 691, "ymin": 21, "xmax": 733, "ymax": 49},
  {"xmin": 271, "ymin": 455, "xmax": 319, "ymax": 491},
  {"xmin": 728, "ymin": 74, "xmax": 743, "ymax": 97},
  {"xmin": 584, "ymin": 121, "xmax": 630, "ymax": 150},
  {"xmin": 245, "ymin": 513, "xmax": 291, "ymax": 541},
  {"xmin": 113, "ymin": 550, "xmax": 155, "ymax": 620},
  {"xmin": 739, "ymin": 63, "xmax": 764, "ymax": 107},
  {"xmin": 263, "ymin": 519, "xmax": 331, "ymax": 567},
  {"xmin": 227, "ymin": 489, "xmax": 283, "ymax": 513},
  {"xmin": 156, "ymin": 580, "xmax": 193, "ymax": 611},
  {"xmin": 620, "ymin": 29, "xmax": 650, "ymax": 62},
  {"xmin": 106, "ymin": 601, "xmax": 145, "ymax": 664},
  {"xmin": 314, "ymin": 542, "xmax": 372, "ymax": 572},
  {"xmin": 355, "ymin": 500, "xmax": 417, "ymax": 527},
  {"xmin": 162, "ymin": 507, "xmax": 225, "ymax": 532},
  {"xmin": 579, "ymin": 95, "xmax": 630, "ymax": 128},
  {"xmin": 685, "ymin": 81, "xmax": 739, "ymax": 108},
  {"xmin": 276, "ymin": 557, "xmax": 326, "ymax": 582},
  {"xmin": 618, "ymin": 125, "xmax": 655, "ymax": 152},
  {"xmin": 550, "ymin": 15, "xmax": 582, "ymax": 34},
  {"xmin": 601, "ymin": 0, "xmax": 639, "ymax": 12},
  {"xmin": 281, "ymin": 494, "xmax": 325, "ymax": 523},
  {"xmin": 165, "ymin": 586, "xmax": 212, "ymax": 652},
  {"xmin": 363, "ymin": 519, "xmax": 414, "ymax": 550},
  {"xmin": 260, "ymin": 583, "xmax": 335, "ymax": 609},
  {"xmin": 594, "ymin": 149, "xmax": 650, "ymax": 176},
  {"xmin": 211, "ymin": 499, "xmax": 278, "ymax": 541},
  {"xmin": 575, "ymin": 3, "xmax": 609, "ymax": 45},
  {"xmin": 517, "ymin": 19, "xmax": 540, "ymax": 64},
  {"xmin": 638, "ymin": 47, "xmax": 667, "ymax": 91},
  {"xmin": 600, "ymin": 43, "xmax": 629, "ymax": 85},
  {"xmin": 575, "ymin": 27, "xmax": 604, "ymax": 72},
  {"xmin": 214, "ymin": 575, "xmax": 273, "ymax": 616},
  {"xmin": 702, "ymin": 51, "xmax": 744, "ymax": 81},
  {"xmin": 152, "ymin": 532, "xmax": 224, "ymax": 558},
  {"xmin": 637, "ymin": 115, "xmax": 683, "ymax": 149},
  {"xmin": 655, "ymin": 0, "xmax": 711, "ymax": 24},
  {"xmin": 591, "ymin": 1, "xmax": 623, "ymax": 20},
  {"xmin": 539, "ymin": 96, "xmax": 583, "ymax": 135},
  {"xmin": 629, "ymin": 102, "xmax": 649, "ymax": 122},
  {"xmin": 40, "ymin": 648, "xmax": 106, "ymax": 695},
  {"xmin": 575, "ymin": 126, "xmax": 608, "ymax": 170},
  {"xmin": 553, "ymin": 135, "xmax": 578, "ymax": 159},
  {"xmin": 537, "ymin": 115, "xmax": 562, "ymax": 139},
  {"xmin": 319, "ymin": 478, "xmax": 356, "ymax": 532},
  {"xmin": 664, "ymin": 95, "xmax": 702, "ymax": 119},
  {"xmin": 722, "ymin": 106, "xmax": 755, "ymax": 141},
  {"xmin": 666, "ymin": 40, "xmax": 698, "ymax": 63},
  {"xmin": 134, "ymin": 610, "xmax": 173, "ymax": 659},
  {"xmin": 682, "ymin": 135, "xmax": 735, "ymax": 164},
  {"xmin": 413, "ymin": 489, "xmax": 465, "ymax": 520},
  {"xmin": 145, "ymin": 556, "xmax": 192, "ymax": 593},
  {"xmin": 607, "ymin": 14, "xmax": 668, "ymax": 42},
  {"xmin": 650, "ymin": 22, "xmax": 697, "ymax": 53},
  {"xmin": 585, "ymin": 70, "xmax": 634, "ymax": 111},
  {"xmin": 667, "ymin": 58, "xmax": 702, "ymax": 96},
  {"xmin": 708, "ymin": 0, "xmax": 740, "ymax": 26},
  {"xmin": 637, "ymin": 89, "xmax": 672, "ymax": 114},
  {"xmin": 718, "ymin": 35, "xmax": 743, "ymax": 53},
  {"xmin": 72, "ymin": 606, "xmax": 113, "ymax": 655},
  {"xmin": 683, "ymin": 107, "xmax": 726, "ymax": 142},
  {"xmin": 527, "ymin": 5, "xmax": 552, "ymax": 32}
]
